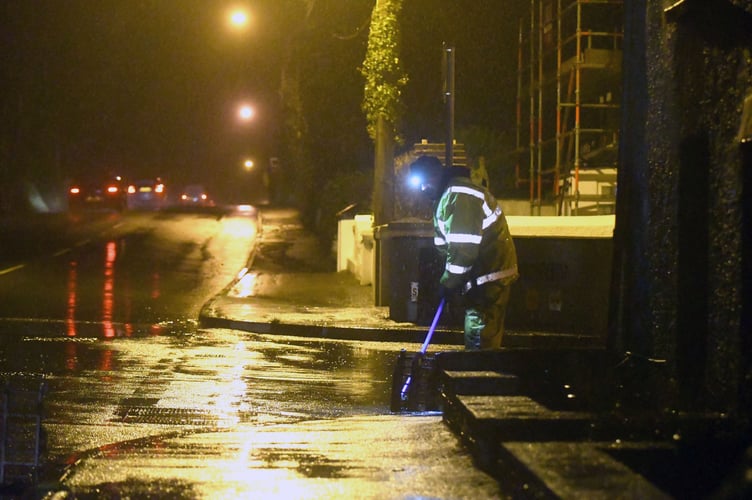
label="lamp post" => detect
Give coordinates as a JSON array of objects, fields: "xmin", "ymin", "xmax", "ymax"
[
  {"xmin": 236, "ymin": 104, "xmax": 256, "ymax": 203},
  {"xmin": 223, "ymin": 7, "xmax": 262, "ymax": 204},
  {"xmin": 443, "ymin": 43, "xmax": 455, "ymax": 168}
]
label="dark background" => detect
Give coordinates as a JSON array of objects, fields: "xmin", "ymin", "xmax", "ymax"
[{"xmin": 0, "ymin": 1, "xmax": 526, "ymax": 210}]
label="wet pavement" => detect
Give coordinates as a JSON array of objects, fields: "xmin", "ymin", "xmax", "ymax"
[
  {"xmin": 195, "ymin": 207, "xmax": 749, "ymax": 499},
  {"xmin": 57, "ymin": 415, "xmax": 502, "ymax": 499},
  {"xmin": 3, "ymin": 207, "xmax": 747, "ymax": 498},
  {"xmin": 199, "ymin": 208, "xmax": 454, "ymax": 345},
  {"xmin": 29, "ymin": 331, "xmax": 500, "ymax": 499}
]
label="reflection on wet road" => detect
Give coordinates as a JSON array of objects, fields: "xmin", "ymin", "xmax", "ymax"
[
  {"xmin": 4, "ymin": 325, "xmax": 418, "ymax": 476},
  {"xmin": 0, "ymin": 210, "xmax": 257, "ymax": 336},
  {"xmin": 62, "ymin": 414, "xmax": 492, "ymax": 499},
  {"xmin": 0, "ymin": 210, "xmax": 502, "ymax": 498},
  {"xmin": 21, "ymin": 329, "xmax": 497, "ymax": 499}
]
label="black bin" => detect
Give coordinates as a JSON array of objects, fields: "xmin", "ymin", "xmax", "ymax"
[{"xmin": 375, "ymin": 220, "xmax": 437, "ymax": 323}]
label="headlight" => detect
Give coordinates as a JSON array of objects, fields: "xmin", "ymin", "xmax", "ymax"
[{"xmin": 408, "ymin": 174, "xmax": 423, "ymax": 189}]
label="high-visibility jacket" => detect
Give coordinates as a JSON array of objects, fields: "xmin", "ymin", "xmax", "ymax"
[{"xmin": 433, "ymin": 175, "xmax": 518, "ymax": 292}]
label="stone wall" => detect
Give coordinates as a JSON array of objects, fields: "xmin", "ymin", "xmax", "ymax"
[{"xmin": 613, "ymin": 0, "xmax": 752, "ymax": 417}]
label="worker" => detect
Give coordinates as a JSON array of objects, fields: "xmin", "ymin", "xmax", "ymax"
[{"xmin": 409, "ymin": 155, "xmax": 518, "ymax": 350}]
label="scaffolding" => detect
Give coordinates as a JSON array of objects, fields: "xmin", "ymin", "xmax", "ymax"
[{"xmin": 515, "ymin": 0, "xmax": 623, "ymax": 215}]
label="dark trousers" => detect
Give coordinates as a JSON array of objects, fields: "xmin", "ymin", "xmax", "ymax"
[{"xmin": 464, "ymin": 283, "xmax": 512, "ymax": 350}]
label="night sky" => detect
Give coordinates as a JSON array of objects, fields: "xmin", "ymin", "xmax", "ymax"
[{"xmin": 1, "ymin": 1, "xmax": 525, "ymax": 201}]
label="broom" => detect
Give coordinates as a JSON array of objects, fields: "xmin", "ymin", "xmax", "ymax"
[{"xmin": 399, "ymin": 297, "xmax": 446, "ymax": 402}]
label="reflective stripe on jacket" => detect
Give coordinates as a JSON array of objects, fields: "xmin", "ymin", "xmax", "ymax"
[{"xmin": 433, "ymin": 177, "xmax": 518, "ymax": 291}]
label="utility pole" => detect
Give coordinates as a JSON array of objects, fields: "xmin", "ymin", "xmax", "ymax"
[
  {"xmin": 443, "ymin": 43, "xmax": 455, "ymax": 168},
  {"xmin": 374, "ymin": 114, "xmax": 394, "ymax": 225}
]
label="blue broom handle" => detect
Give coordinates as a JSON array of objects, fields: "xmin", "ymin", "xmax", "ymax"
[
  {"xmin": 420, "ymin": 297, "xmax": 446, "ymax": 354},
  {"xmin": 399, "ymin": 297, "xmax": 447, "ymax": 402}
]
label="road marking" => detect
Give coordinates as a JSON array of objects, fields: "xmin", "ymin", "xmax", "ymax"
[
  {"xmin": 75, "ymin": 239, "xmax": 91, "ymax": 247},
  {"xmin": 0, "ymin": 264, "xmax": 25, "ymax": 276},
  {"xmin": 54, "ymin": 248, "xmax": 72, "ymax": 257}
]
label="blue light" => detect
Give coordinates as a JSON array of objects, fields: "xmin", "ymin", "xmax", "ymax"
[{"xmin": 408, "ymin": 174, "xmax": 422, "ymax": 189}]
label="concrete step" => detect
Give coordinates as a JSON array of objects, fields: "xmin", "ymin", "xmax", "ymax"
[
  {"xmin": 440, "ymin": 370, "xmax": 520, "ymax": 396},
  {"xmin": 436, "ymin": 370, "xmax": 748, "ymax": 499},
  {"xmin": 500, "ymin": 441, "xmax": 673, "ymax": 499},
  {"xmin": 437, "ymin": 388, "xmax": 675, "ymax": 498},
  {"xmin": 443, "ymin": 394, "xmax": 594, "ymax": 443}
]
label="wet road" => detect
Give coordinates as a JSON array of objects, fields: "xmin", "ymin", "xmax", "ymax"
[
  {"xmin": 0, "ymin": 209, "xmax": 503, "ymax": 498},
  {"xmin": 0, "ymin": 208, "xmax": 257, "ymax": 330}
]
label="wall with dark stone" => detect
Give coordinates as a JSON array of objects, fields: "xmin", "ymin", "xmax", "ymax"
[{"xmin": 612, "ymin": 0, "xmax": 752, "ymax": 417}]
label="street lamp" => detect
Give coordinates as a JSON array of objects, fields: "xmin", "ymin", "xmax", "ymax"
[
  {"xmin": 238, "ymin": 104, "xmax": 255, "ymax": 122},
  {"xmin": 244, "ymin": 159, "xmax": 254, "ymax": 170},
  {"xmin": 228, "ymin": 8, "xmax": 250, "ymax": 30}
]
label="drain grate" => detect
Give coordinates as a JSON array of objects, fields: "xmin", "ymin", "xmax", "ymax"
[
  {"xmin": 113, "ymin": 405, "xmax": 256, "ymax": 426},
  {"xmin": 114, "ymin": 406, "xmax": 218, "ymax": 425}
]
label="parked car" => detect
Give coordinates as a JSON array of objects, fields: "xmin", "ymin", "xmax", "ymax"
[
  {"xmin": 127, "ymin": 178, "xmax": 166, "ymax": 210},
  {"xmin": 179, "ymin": 184, "xmax": 213, "ymax": 207},
  {"xmin": 68, "ymin": 174, "xmax": 127, "ymax": 212}
]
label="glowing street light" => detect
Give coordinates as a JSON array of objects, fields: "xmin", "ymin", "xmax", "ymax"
[
  {"xmin": 228, "ymin": 8, "xmax": 250, "ymax": 29},
  {"xmin": 244, "ymin": 159, "xmax": 254, "ymax": 170},
  {"xmin": 238, "ymin": 104, "xmax": 255, "ymax": 121}
]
